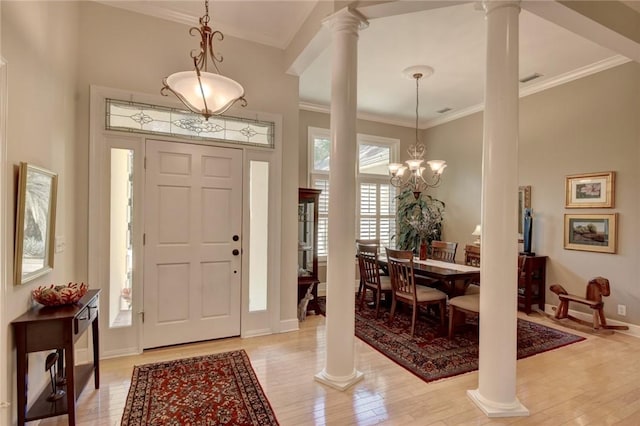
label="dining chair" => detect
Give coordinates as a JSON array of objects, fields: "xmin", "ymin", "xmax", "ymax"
[
  {"xmin": 356, "ymin": 239, "xmax": 383, "ymax": 297},
  {"xmin": 385, "ymin": 248, "xmax": 447, "ymax": 337},
  {"xmin": 357, "ymin": 243, "xmax": 392, "ymax": 318},
  {"xmin": 463, "ymin": 244, "xmax": 481, "ymax": 294},
  {"xmin": 464, "ymin": 244, "xmax": 480, "ymax": 267},
  {"xmin": 430, "ymin": 241, "xmax": 458, "ymax": 263},
  {"xmin": 448, "ymin": 293, "xmax": 480, "ymax": 339}
]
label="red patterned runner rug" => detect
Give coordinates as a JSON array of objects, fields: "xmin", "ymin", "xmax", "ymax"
[{"xmin": 121, "ymin": 350, "xmax": 278, "ymax": 425}]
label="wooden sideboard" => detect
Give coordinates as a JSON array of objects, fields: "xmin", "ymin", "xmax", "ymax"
[
  {"xmin": 11, "ymin": 289, "xmax": 100, "ymax": 426},
  {"xmin": 518, "ymin": 256, "xmax": 547, "ymax": 314}
]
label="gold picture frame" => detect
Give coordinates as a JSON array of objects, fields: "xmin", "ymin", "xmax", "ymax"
[
  {"xmin": 564, "ymin": 213, "xmax": 617, "ymax": 253},
  {"xmin": 14, "ymin": 162, "xmax": 58, "ymax": 285},
  {"xmin": 565, "ymin": 171, "xmax": 615, "ymax": 208}
]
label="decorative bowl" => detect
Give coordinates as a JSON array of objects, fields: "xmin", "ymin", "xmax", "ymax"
[{"xmin": 32, "ymin": 282, "xmax": 88, "ymax": 306}]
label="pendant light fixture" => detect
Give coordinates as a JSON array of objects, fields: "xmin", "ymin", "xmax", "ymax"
[
  {"xmin": 388, "ymin": 65, "xmax": 446, "ymax": 199},
  {"xmin": 161, "ymin": 0, "xmax": 246, "ymax": 120}
]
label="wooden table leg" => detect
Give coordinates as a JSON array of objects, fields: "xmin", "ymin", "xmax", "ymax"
[
  {"xmin": 92, "ymin": 313, "xmax": 100, "ymax": 389},
  {"xmin": 64, "ymin": 340, "xmax": 76, "ymax": 425},
  {"xmin": 16, "ymin": 325, "xmax": 27, "ymax": 426}
]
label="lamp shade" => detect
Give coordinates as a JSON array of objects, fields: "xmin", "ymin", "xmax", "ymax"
[
  {"xmin": 472, "ymin": 224, "xmax": 481, "ymax": 245},
  {"xmin": 164, "ymin": 70, "xmax": 245, "ymax": 117}
]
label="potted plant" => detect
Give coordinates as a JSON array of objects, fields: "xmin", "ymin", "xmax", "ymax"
[{"xmin": 394, "ymin": 189, "xmax": 445, "ymax": 258}]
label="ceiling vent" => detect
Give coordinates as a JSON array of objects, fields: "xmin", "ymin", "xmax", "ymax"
[
  {"xmin": 519, "ymin": 73, "xmax": 543, "ymax": 83},
  {"xmin": 436, "ymin": 107, "xmax": 452, "ymax": 114}
]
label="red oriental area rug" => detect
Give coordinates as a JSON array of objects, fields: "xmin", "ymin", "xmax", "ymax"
[
  {"xmin": 121, "ymin": 350, "xmax": 278, "ymax": 426},
  {"xmin": 319, "ymin": 296, "xmax": 585, "ymax": 383}
]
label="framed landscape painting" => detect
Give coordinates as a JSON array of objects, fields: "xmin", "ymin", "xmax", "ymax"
[
  {"xmin": 565, "ymin": 171, "xmax": 615, "ymax": 208},
  {"xmin": 564, "ymin": 213, "xmax": 617, "ymax": 253},
  {"xmin": 14, "ymin": 162, "xmax": 58, "ymax": 284}
]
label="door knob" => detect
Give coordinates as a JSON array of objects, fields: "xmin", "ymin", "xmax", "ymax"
[
  {"xmin": 233, "ymin": 235, "xmax": 239, "ymax": 241},
  {"xmin": 232, "ymin": 249, "xmax": 240, "ymax": 256}
]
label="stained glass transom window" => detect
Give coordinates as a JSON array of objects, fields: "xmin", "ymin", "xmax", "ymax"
[{"xmin": 106, "ymin": 99, "xmax": 274, "ymax": 148}]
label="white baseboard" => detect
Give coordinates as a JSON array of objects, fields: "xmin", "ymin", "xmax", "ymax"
[
  {"xmin": 242, "ymin": 328, "xmax": 275, "ymax": 338},
  {"xmin": 544, "ymin": 304, "xmax": 640, "ymax": 338},
  {"xmin": 101, "ymin": 347, "xmax": 141, "ymax": 359},
  {"xmin": 279, "ymin": 318, "xmax": 300, "ymax": 333}
]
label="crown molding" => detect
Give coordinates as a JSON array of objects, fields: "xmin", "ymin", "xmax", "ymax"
[
  {"xmin": 95, "ymin": 1, "xmax": 286, "ymax": 48},
  {"xmin": 422, "ymin": 54, "xmax": 631, "ymax": 129},
  {"xmin": 301, "ymin": 54, "xmax": 633, "ymax": 130},
  {"xmin": 299, "ymin": 101, "xmax": 415, "ymax": 128}
]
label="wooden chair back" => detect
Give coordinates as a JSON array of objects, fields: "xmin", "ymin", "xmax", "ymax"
[
  {"xmin": 430, "ymin": 241, "xmax": 458, "ymax": 263},
  {"xmin": 464, "ymin": 244, "xmax": 480, "ymax": 267},
  {"xmin": 357, "ymin": 243, "xmax": 381, "ymax": 288},
  {"xmin": 385, "ymin": 248, "xmax": 416, "ymax": 298},
  {"xmin": 385, "ymin": 247, "xmax": 447, "ymax": 336},
  {"xmin": 356, "ymin": 238, "xmax": 379, "ymax": 248}
]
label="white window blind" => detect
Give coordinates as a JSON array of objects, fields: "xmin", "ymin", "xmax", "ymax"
[{"xmin": 308, "ymin": 127, "xmax": 398, "ymax": 258}]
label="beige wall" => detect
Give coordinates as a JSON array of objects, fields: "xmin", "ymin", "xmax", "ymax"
[
  {"xmin": 2, "ymin": 1, "xmax": 301, "ymax": 416},
  {"xmin": 424, "ymin": 62, "xmax": 640, "ymax": 325},
  {"xmin": 2, "ymin": 1, "xmax": 80, "ymax": 421}
]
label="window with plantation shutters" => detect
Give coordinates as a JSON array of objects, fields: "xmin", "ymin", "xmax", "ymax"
[{"xmin": 308, "ymin": 127, "xmax": 399, "ymax": 259}]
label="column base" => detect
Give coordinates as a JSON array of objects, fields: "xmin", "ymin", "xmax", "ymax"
[
  {"xmin": 467, "ymin": 389, "xmax": 529, "ymax": 418},
  {"xmin": 314, "ymin": 369, "xmax": 364, "ymax": 391}
]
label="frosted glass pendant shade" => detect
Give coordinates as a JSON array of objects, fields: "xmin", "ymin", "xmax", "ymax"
[{"xmin": 164, "ymin": 70, "xmax": 245, "ymax": 118}]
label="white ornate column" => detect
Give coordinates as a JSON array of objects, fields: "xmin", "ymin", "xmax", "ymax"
[
  {"xmin": 314, "ymin": 8, "xmax": 367, "ymax": 391},
  {"xmin": 467, "ymin": 1, "xmax": 529, "ymax": 417}
]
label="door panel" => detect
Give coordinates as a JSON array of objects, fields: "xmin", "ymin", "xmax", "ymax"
[{"xmin": 144, "ymin": 140, "xmax": 242, "ymax": 349}]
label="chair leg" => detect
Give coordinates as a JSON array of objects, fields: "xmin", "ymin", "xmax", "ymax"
[
  {"xmin": 389, "ymin": 297, "xmax": 397, "ymax": 324},
  {"xmin": 448, "ymin": 305, "xmax": 455, "ymax": 339},
  {"xmin": 359, "ymin": 286, "xmax": 367, "ymax": 311},
  {"xmin": 374, "ymin": 290, "xmax": 381, "ymax": 319},
  {"xmin": 410, "ymin": 304, "xmax": 417, "ymax": 337},
  {"xmin": 439, "ymin": 300, "xmax": 446, "ymax": 329}
]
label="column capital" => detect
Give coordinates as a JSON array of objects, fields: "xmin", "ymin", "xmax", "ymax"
[
  {"xmin": 322, "ymin": 7, "xmax": 369, "ymax": 34},
  {"xmin": 482, "ymin": 0, "xmax": 521, "ymax": 15}
]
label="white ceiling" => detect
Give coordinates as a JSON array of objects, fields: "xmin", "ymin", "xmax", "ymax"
[{"xmin": 99, "ymin": 1, "xmax": 630, "ymax": 128}]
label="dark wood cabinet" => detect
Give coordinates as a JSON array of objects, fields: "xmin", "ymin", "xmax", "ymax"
[
  {"xmin": 518, "ymin": 255, "xmax": 547, "ymax": 314},
  {"xmin": 11, "ymin": 290, "xmax": 100, "ymax": 426},
  {"xmin": 298, "ymin": 188, "xmax": 322, "ymax": 315}
]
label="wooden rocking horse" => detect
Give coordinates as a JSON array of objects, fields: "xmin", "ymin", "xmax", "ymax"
[{"xmin": 550, "ymin": 277, "xmax": 628, "ymax": 331}]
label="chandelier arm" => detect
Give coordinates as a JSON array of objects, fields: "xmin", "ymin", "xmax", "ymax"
[
  {"xmin": 189, "ymin": 26, "xmax": 207, "ymax": 72},
  {"xmin": 209, "ymin": 31, "xmax": 224, "ymax": 73}
]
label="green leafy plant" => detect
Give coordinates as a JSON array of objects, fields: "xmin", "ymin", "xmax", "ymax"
[{"xmin": 394, "ymin": 189, "xmax": 445, "ymax": 252}]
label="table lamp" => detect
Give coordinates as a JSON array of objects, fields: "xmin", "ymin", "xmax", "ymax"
[{"xmin": 471, "ymin": 224, "xmax": 481, "ymax": 245}]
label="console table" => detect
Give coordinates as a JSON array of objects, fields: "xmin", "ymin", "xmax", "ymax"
[{"xmin": 11, "ymin": 289, "xmax": 100, "ymax": 426}]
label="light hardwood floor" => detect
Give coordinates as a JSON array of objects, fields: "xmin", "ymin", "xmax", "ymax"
[{"xmin": 36, "ymin": 312, "xmax": 640, "ymax": 426}]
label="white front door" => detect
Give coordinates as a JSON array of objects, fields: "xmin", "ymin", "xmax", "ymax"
[{"xmin": 143, "ymin": 140, "xmax": 242, "ymax": 349}]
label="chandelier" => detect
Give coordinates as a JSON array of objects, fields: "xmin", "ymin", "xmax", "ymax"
[
  {"xmin": 388, "ymin": 66, "xmax": 446, "ymax": 199},
  {"xmin": 161, "ymin": 0, "xmax": 246, "ymax": 120}
]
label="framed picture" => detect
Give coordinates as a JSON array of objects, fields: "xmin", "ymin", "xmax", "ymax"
[
  {"xmin": 564, "ymin": 213, "xmax": 617, "ymax": 253},
  {"xmin": 14, "ymin": 162, "xmax": 58, "ymax": 285},
  {"xmin": 565, "ymin": 171, "xmax": 615, "ymax": 208},
  {"xmin": 518, "ymin": 185, "xmax": 531, "ymax": 238}
]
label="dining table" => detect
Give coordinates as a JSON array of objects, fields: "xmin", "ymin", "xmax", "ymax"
[{"xmin": 378, "ymin": 256, "xmax": 480, "ymax": 297}]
